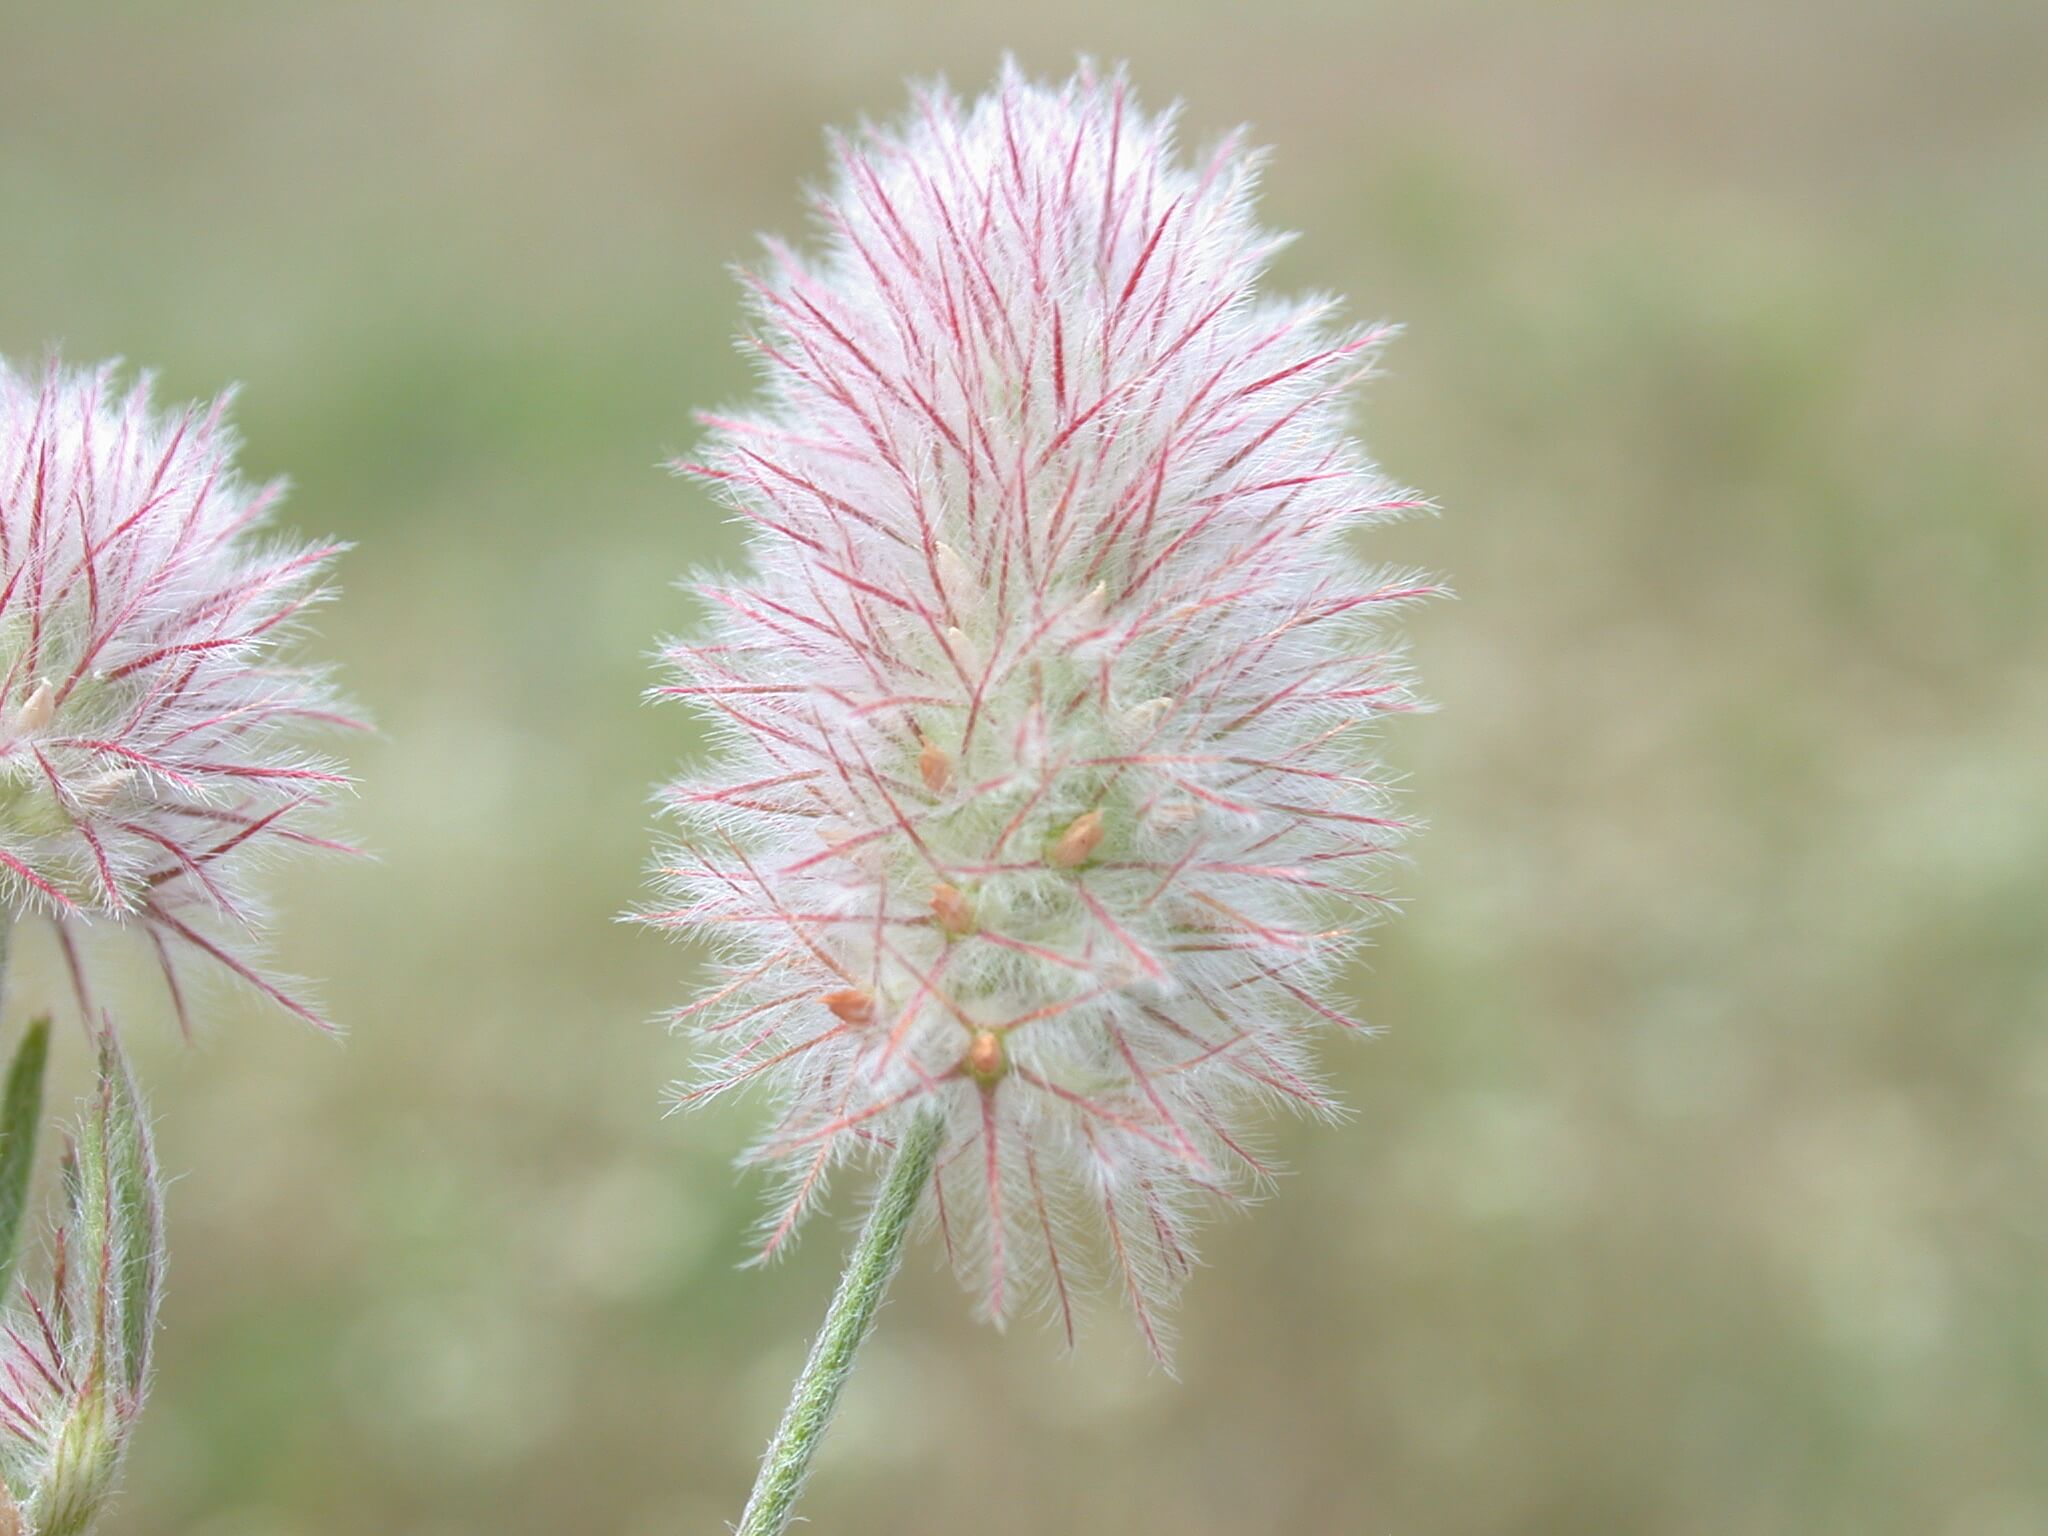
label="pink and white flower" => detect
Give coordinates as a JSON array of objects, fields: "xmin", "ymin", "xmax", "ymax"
[
  {"xmin": 0, "ymin": 359, "xmax": 359, "ymax": 1031},
  {"xmin": 649, "ymin": 61, "xmax": 1433, "ymax": 1359}
]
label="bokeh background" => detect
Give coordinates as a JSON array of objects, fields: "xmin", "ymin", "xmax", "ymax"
[{"xmin": 3, "ymin": 2, "xmax": 2044, "ymax": 1532}]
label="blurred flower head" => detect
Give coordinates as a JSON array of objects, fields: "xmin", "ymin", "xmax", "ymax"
[
  {"xmin": 0, "ymin": 1033, "xmax": 161, "ymax": 1536},
  {"xmin": 0, "ymin": 359, "xmax": 358, "ymax": 1031},
  {"xmin": 649, "ymin": 60, "xmax": 1432, "ymax": 1359}
]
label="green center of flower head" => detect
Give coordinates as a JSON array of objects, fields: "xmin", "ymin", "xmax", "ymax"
[
  {"xmin": 858, "ymin": 578, "xmax": 1194, "ymax": 1069},
  {"xmin": 0, "ymin": 610, "xmax": 154, "ymax": 904}
]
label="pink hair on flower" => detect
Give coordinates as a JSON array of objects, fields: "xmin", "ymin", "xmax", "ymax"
[{"xmin": 0, "ymin": 359, "xmax": 360, "ymax": 1033}]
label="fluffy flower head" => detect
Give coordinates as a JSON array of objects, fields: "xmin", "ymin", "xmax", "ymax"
[
  {"xmin": 651, "ymin": 62, "xmax": 1432, "ymax": 1358},
  {"xmin": 0, "ymin": 359, "xmax": 355, "ymax": 1029}
]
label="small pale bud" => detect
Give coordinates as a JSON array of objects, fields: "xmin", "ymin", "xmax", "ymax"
[
  {"xmin": 1047, "ymin": 809, "xmax": 1105, "ymax": 869},
  {"xmin": 935, "ymin": 541, "xmax": 973, "ymax": 607},
  {"xmin": 943, "ymin": 625, "xmax": 979, "ymax": 673},
  {"xmin": 929, "ymin": 882, "xmax": 975, "ymax": 937},
  {"xmin": 1124, "ymin": 696, "xmax": 1176, "ymax": 733},
  {"xmin": 964, "ymin": 1029, "xmax": 1006, "ymax": 1083},
  {"xmin": 821, "ymin": 988, "xmax": 875, "ymax": 1026},
  {"xmin": 13, "ymin": 680, "xmax": 54, "ymax": 734},
  {"xmin": 918, "ymin": 741, "xmax": 954, "ymax": 794},
  {"xmin": 814, "ymin": 817, "xmax": 881, "ymax": 875},
  {"xmin": 74, "ymin": 768, "xmax": 139, "ymax": 809}
]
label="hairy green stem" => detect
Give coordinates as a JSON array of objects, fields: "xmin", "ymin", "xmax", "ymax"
[{"xmin": 735, "ymin": 1111, "xmax": 943, "ymax": 1536}]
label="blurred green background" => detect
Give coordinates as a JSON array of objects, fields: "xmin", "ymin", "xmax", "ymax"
[{"xmin": 3, "ymin": 2, "xmax": 2044, "ymax": 1532}]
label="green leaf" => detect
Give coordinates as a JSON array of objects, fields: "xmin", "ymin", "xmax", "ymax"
[
  {"xmin": 66, "ymin": 1032, "xmax": 162, "ymax": 1396},
  {"xmin": 0, "ymin": 1018, "xmax": 50, "ymax": 1298},
  {"xmin": 98, "ymin": 1032, "xmax": 162, "ymax": 1393}
]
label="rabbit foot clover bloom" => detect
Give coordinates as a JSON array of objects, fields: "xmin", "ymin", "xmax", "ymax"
[
  {"xmin": 0, "ymin": 356, "xmax": 358, "ymax": 1530},
  {"xmin": 649, "ymin": 61, "xmax": 1433, "ymax": 1363},
  {"xmin": 0, "ymin": 1032, "xmax": 162, "ymax": 1536},
  {"xmin": 0, "ymin": 358, "xmax": 357, "ymax": 1030}
]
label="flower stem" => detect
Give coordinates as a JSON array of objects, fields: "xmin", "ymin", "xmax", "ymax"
[{"xmin": 735, "ymin": 1110, "xmax": 943, "ymax": 1536}]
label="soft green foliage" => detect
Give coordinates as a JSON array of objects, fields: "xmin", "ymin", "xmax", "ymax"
[
  {"xmin": 0, "ymin": 1020, "xmax": 50, "ymax": 1299},
  {"xmin": 28, "ymin": 1397, "xmax": 121, "ymax": 1536},
  {"xmin": 66, "ymin": 1035, "xmax": 162, "ymax": 1405},
  {"xmin": 0, "ymin": 1035, "xmax": 163, "ymax": 1536}
]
